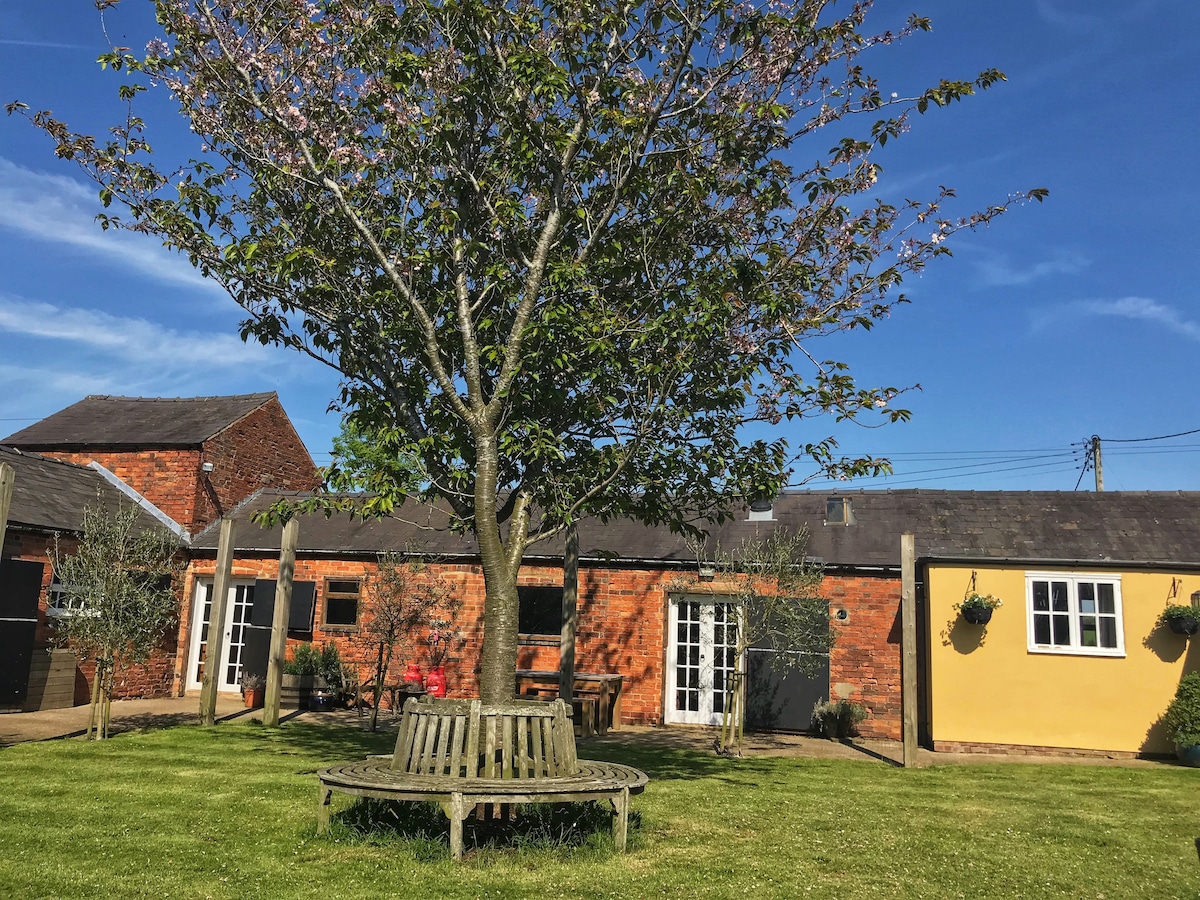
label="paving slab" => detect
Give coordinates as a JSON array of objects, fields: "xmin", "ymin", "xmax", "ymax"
[{"xmin": 0, "ymin": 700, "xmax": 1180, "ymax": 770}]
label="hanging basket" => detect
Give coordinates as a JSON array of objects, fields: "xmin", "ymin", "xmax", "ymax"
[
  {"xmin": 961, "ymin": 606, "xmax": 993, "ymax": 626},
  {"xmin": 1167, "ymin": 614, "xmax": 1200, "ymax": 636}
]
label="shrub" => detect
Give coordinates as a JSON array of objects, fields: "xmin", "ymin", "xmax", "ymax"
[
  {"xmin": 810, "ymin": 699, "xmax": 867, "ymax": 739},
  {"xmin": 283, "ymin": 642, "xmax": 321, "ymax": 677},
  {"xmin": 318, "ymin": 642, "xmax": 344, "ymax": 690},
  {"xmin": 1162, "ymin": 672, "xmax": 1200, "ymax": 748}
]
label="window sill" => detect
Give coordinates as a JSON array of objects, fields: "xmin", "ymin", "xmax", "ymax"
[
  {"xmin": 518, "ymin": 634, "xmax": 561, "ymax": 647},
  {"xmin": 1027, "ymin": 645, "xmax": 1125, "ymax": 658},
  {"xmin": 320, "ymin": 624, "xmax": 359, "ymax": 634}
]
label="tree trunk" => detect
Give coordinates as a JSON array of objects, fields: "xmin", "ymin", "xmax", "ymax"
[
  {"xmin": 473, "ymin": 432, "xmax": 520, "ymax": 703},
  {"xmin": 87, "ymin": 656, "xmax": 103, "ymax": 740}
]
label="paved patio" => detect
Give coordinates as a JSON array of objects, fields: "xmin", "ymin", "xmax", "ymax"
[{"xmin": 0, "ymin": 697, "xmax": 1179, "ymax": 769}]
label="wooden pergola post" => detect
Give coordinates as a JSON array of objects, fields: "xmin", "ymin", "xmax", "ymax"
[
  {"xmin": 199, "ymin": 517, "xmax": 237, "ymax": 726},
  {"xmin": 901, "ymin": 532, "xmax": 919, "ymax": 767},
  {"xmin": 559, "ymin": 524, "xmax": 579, "ymax": 704},
  {"xmin": 0, "ymin": 462, "xmax": 14, "ymax": 557},
  {"xmin": 262, "ymin": 517, "xmax": 299, "ymax": 727}
]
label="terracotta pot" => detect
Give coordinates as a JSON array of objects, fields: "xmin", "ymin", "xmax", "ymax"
[
  {"xmin": 961, "ymin": 605, "xmax": 993, "ymax": 625},
  {"xmin": 244, "ymin": 687, "xmax": 265, "ymax": 709}
]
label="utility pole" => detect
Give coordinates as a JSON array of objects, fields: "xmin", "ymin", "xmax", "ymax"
[{"xmin": 1091, "ymin": 435, "xmax": 1104, "ymax": 492}]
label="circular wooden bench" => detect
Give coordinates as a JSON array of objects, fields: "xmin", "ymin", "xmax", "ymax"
[{"xmin": 317, "ymin": 696, "xmax": 648, "ymax": 859}]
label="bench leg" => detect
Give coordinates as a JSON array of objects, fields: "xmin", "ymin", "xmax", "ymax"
[
  {"xmin": 610, "ymin": 787, "xmax": 630, "ymax": 852},
  {"xmin": 448, "ymin": 792, "xmax": 467, "ymax": 861},
  {"xmin": 317, "ymin": 783, "xmax": 333, "ymax": 834}
]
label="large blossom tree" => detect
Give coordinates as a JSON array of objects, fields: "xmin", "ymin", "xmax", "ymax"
[{"xmin": 12, "ymin": 0, "xmax": 1043, "ymax": 702}]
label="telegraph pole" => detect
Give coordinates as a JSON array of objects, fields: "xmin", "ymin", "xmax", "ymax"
[{"xmin": 1091, "ymin": 435, "xmax": 1104, "ymax": 492}]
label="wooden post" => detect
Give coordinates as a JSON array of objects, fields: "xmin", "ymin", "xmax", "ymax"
[
  {"xmin": 0, "ymin": 462, "xmax": 14, "ymax": 557},
  {"xmin": 1092, "ymin": 435, "xmax": 1104, "ymax": 491},
  {"xmin": 559, "ymin": 524, "xmax": 579, "ymax": 703},
  {"xmin": 263, "ymin": 517, "xmax": 299, "ymax": 727},
  {"xmin": 199, "ymin": 517, "xmax": 237, "ymax": 726},
  {"xmin": 901, "ymin": 532, "xmax": 919, "ymax": 768}
]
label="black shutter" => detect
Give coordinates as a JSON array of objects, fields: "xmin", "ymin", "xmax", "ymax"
[
  {"xmin": 0, "ymin": 558, "xmax": 45, "ymax": 705},
  {"xmin": 250, "ymin": 579, "xmax": 316, "ymax": 633}
]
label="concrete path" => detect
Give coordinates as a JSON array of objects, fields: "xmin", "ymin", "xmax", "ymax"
[
  {"xmin": 0, "ymin": 698, "xmax": 1179, "ymax": 769},
  {"xmin": 0, "ymin": 696, "xmax": 395, "ymax": 746}
]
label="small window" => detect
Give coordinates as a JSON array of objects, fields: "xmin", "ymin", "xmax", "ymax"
[
  {"xmin": 47, "ymin": 576, "xmax": 74, "ymax": 617},
  {"xmin": 323, "ymin": 579, "xmax": 361, "ymax": 629},
  {"xmin": 826, "ymin": 497, "xmax": 854, "ymax": 525},
  {"xmin": 518, "ymin": 585, "xmax": 563, "ymax": 641},
  {"xmin": 1026, "ymin": 573, "xmax": 1123, "ymax": 657}
]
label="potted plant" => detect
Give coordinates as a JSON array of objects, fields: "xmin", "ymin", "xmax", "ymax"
[
  {"xmin": 810, "ymin": 699, "xmax": 867, "ymax": 740},
  {"xmin": 240, "ymin": 673, "xmax": 265, "ymax": 709},
  {"xmin": 1162, "ymin": 672, "xmax": 1200, "ymax": 766},
  {"xmin": 282, "ymin": 642, "xmax": 321, "ymax": 708},
  {"xmin": 956, "ymin": 592, "xmax": 1002, "ymax": 626},
  {"xmin": 1160, "ymin": 604, "xmax": 1200, "ymax": 636}
]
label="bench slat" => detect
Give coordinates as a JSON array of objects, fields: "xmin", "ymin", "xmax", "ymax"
[
  {"xmin": 450, "ymin": 713, "xmax": 465, "ymax": 778},
  {"xmin": 502, "ymin": 715, "xmax": 514, "ymax": 779},
  {"xmin": 434, "ymin": 712, "xmax": 452, "ymax": 776},
  {"xmin": 483, "ymin": 714, "xmax": 497, "ymax": 779},
  {"xmin": 465, "ymin": 701, "xmax": 481, "ymax": 778}
]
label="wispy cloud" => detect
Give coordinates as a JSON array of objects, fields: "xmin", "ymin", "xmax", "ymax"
[
  {"xmin": 0, "ymin": 295, "xmax": 283, "ymax": 371},
  {"xmin": 970, "ymin": 248, "xmax": 1089, "ymax": 287},
  {"xmin": 1069, "ymin": 297, "xmax": 1200, "ymax": 343},
  {"xmin": 0, "ymin": 158, "xmax": 224, "ymax": 297},
  {"xmin": 1034, "ymin": 0, "xmax": 1158, "ymax": 32},
  {"xmin": 0, "ymin": 39, "xmax": 87, "ymax": 50}
]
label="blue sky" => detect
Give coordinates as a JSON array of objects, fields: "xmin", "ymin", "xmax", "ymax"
[{"xmin": 1, "ymin": 1, "xmax": 1197, "ymax": 490}]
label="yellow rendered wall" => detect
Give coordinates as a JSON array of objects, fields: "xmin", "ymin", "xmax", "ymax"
[{"xmin": 927, "ymin": 565, "xmax": 1200, "ymax": 754}]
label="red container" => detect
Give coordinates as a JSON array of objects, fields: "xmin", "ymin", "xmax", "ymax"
[
  {"xmin": 425, "ymin": 665, "xmax": 447, "ymax": 698},
  {"xmin": 403, "ymin": 662, "xmax": 422, "ymax": 685}
]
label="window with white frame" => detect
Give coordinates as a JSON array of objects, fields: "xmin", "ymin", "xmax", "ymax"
[
  {"xmin": 1026, "ymin": 573, "xmax": 1123, "ymax": 656},
  {"xmin": 46, "ymin": 576, "xmax": 75, "ymax": 617}
]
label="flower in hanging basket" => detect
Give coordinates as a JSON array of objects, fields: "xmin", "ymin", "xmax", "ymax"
[
  {"xmin": 955, "ymin": 593, "xmax": 1002, "ymax": 625},
  {"xmin": 1160, "ymin": 604, "xmax": 1200, "ymax": 636}
]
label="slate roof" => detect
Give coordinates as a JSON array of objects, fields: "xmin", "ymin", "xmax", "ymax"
[
  {"xmin": 0, "ymin": 446, "xmax": 179, "ymax": 537},
  {"xmin": 1, "ymin": 393, "xmax": 277, "ymax": 449},
  {"xmin": 190, "ymin": 489, "xmax": 1200, "ymax": 570}
]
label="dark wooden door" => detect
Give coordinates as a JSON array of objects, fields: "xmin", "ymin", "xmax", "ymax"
[
  {"xmin": 744, "ymin": 615, "xmax": 831, "ymax": 733},
  {"xmin": 0, "ymin": 558, "xmax": 45, "ymax": 706}
]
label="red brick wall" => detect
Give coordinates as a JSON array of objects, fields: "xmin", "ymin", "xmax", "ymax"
[
  {"xmin": 826, "ymin": 574, "xmax": 903, "ymax": 740},
  {"xmin": 179, "ymin": 555, "xmax": 903, "ymax": 735},
  {"xmin": 48, "ymin": 449, "xmax": 203, "ymax": 531},
  {"xmin": 2, "ymin": 529, "xmax": 183, "ymax": 704},
  {"xmin": 194, "ymin": 397, "xmax": 319, "ymax": 530},
  {"xmin": 36, "ymin": 398, "xmax": 318, "ymax": 534}
]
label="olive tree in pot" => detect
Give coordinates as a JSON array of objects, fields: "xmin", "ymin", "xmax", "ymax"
[{"xmin": 1162, "ymin": 672, "xmax": 1200, "ymax": 767}]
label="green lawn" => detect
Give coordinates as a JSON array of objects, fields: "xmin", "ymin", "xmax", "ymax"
[{"xmin": 0, "ymin": 722, "xmax": 1196, "ymax": 899}]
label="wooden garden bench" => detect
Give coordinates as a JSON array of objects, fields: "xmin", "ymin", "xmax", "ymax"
[{"xmin": 317, "ymin": 696, "xmax": 648, "ymax": 859}]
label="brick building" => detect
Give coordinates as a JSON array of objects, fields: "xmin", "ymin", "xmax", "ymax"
[
  {"xmin": 185, "ymin": 490, "xmax": 906, "ymax": 739},
  {"xmin": 0, "ymin": 393, "xmax": 318, "ymax": 708},
  {"xmin": 0, "ymin": 445, "xmax": 186, "ymax": 709},
  {"xmin": 3, "ymin": 393, "xmax": 318, "ymax": 534}
]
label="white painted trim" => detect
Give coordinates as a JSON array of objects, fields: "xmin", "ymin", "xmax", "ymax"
[{"xmin": 88, "ymin": 462, "xmax": 190, "ymax": 542}]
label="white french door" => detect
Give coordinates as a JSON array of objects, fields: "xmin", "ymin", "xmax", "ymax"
[
  {"xmin": 186, "ymin": 580, "xmax": 256, "ymax": 692},
  {"xmin": 665, "ymin": 596, "xmax": 741, "ymax": 725}
]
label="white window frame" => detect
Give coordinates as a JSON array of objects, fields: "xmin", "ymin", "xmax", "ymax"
[{"xmin": 1025, "ymin": 571, "xmax": 1125, "ymax": 657}]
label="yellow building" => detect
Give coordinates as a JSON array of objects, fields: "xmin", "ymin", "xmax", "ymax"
[{"xmin": 920, "ymin": 504, "xmax": 1200, "ymax": 756}]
